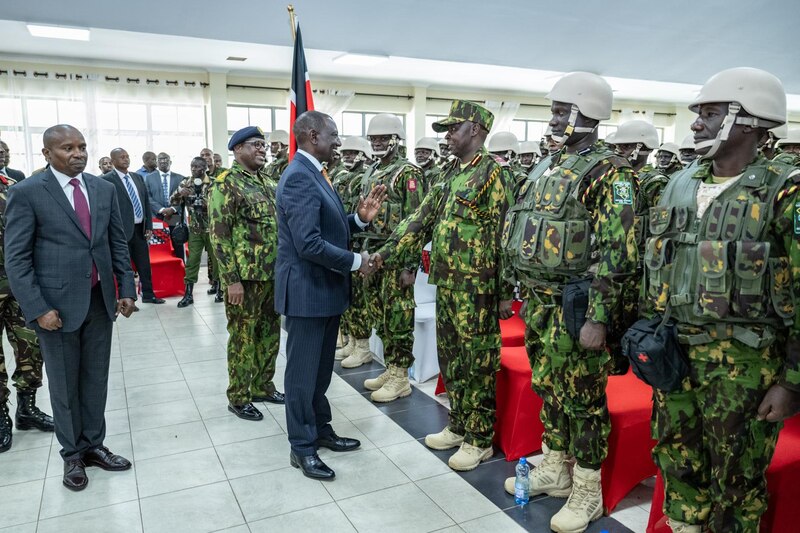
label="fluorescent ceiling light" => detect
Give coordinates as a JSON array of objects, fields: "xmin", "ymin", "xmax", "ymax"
[
  {"xmin": 333, "ymin": 53, "xmax": 388, "ymax": 67},
  {"xmin": 27, "ymin": 24, "xmax": 90, "ymax": 41}
]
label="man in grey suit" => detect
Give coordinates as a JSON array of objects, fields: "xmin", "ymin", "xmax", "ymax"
[
  {"xmin": 276, "ymin": 111, "xmax": 386, "ymax": 480},
  {"xmin": 102, "ymin": 148, "xmax": 165, "ymax": 304},
  {"xmin": 145, "ymin": 152, "xmax": 185, "ymax": 261},
  {"xmin": 5, "ymin": 124, "xmax": 137, "ymax": 491},
  {"xmin": 0, "ymin": 141, "xmax": 26, "ymax": 182}
]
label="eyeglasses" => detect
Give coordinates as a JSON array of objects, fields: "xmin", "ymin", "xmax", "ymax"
[{"xmin": 242, "ymin": 141, "xmax": 267, "ymax": 149}]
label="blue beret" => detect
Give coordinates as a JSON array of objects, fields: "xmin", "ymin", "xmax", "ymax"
[{"xmin": 227, "ymin": 126, "xmax": 266, "ymax": 151}]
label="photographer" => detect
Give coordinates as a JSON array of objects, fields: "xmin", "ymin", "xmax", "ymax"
[{"xmin": 171, "ymin": 156, "xmax": 218, "ymax": 308}]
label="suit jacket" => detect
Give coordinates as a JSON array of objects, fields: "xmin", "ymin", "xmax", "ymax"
[
  {"xmin": 4, "ymin": 168, "xmax": 25, "ymax": 182},
  {"xmin": 4, "ymin": 169, "xmax": 136, "ymax": 332},
  {"xmin": 275, "ymin": 152, "xmax": 362, "ymax": 317},
  {"xmin": 145, "ymin": 170, "xmax": 184, "ymax": 226},
  {"xmin": 101, "ymin": 170, "xmax": 153, "ymax": 240}
]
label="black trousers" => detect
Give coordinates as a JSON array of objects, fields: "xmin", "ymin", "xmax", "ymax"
[
  {"xmin": 169, "ymin": 229, "xmax": 185, "ymax": 262},
  {"xmin": 128, "ymin": 223, "xmax": 155, "ymax": 298},
  {"xmin": 284, "ymin": 314, "xmax": 340, "ymax": 456},
  {"xmin": 36, "ymin": 286, "xmax": 112, "ymax": 461}
]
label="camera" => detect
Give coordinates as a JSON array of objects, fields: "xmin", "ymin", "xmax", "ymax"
[{"xmin": 191, "ymin": 178, "xmax": 205, "ymax": 208}]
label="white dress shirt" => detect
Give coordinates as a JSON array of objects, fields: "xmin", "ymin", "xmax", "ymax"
[
  {"xmin": 51, "ymin": 167, "xmax": 90, "ymax": 212},
  {"xmin": 114, "ymin": 168, "xmax": 144, "ymax": 224},
  {"xmin": 296, "ymin": 149, "xmax": 367, "ymax": 271}
]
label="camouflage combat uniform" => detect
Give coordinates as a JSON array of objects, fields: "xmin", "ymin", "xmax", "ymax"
[
  {"xmin": 419, "ymin": 161, "xmax": 443, "ymax": 191},
  {"xmin": 661, "ymin": 161, "xmax": 684, "ymax": 177},
  {"xmin": 353, "ymin": 154, "xmax": 423, "ymax": 370},
  {"xmin": 773, "ymin": 151, "xmax": 800, "ymax": 167},
  {"xmin": 171, "ymin": 174, "xmax": 218, "ymax": 285},
  {"xmin": 208, "ymin": 161, "xmax": 280, "ymax": 405},
  {"xmin": 643, "ymin": 156, "xmax": 800, "ymax": 531},
  {"xmin": 378, "ymin": 146, "xmax": 515, "ymax": 447},
  {"xmin": 263, "ymin": 154, "xmax": 288, "ymax": 183},
  {"xmin": 504, "ymin": 141, "xmax": 638, "ymax": 468},
  {"xmin": 0, "ymin": 176, "xmax": 43, "ymax": 406}
]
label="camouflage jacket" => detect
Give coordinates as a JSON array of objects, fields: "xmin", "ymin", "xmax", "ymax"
[
  {"xmin": 208, "ymin": 167, "xmax": 226, "ymax": 179},
  {"xmin": 378, "ymin": 148, "xmax": 515, "ymax": 296},
  {"xmin": 263, "ymin": 155, "xmax": 288, "ymax": 183},
  {"xmin": 0, "ymin": 175, "xmax": 17, "ymax": 278},
  {"xmin": 208, "ymin": 161, "xmax": 277, "ymax": 285},
  {"xmin": 354, "ymin": 153, "xmax": 424, "ymax": 244},
  {"xmin": 170, "ymin": 174, "xmax": 214, "ymax": 233},
  {"xmin": 773, "ymin": 152, "xmax": 800, "ymax": 167},
  {"xmin": 420, "ymin": 163, "xmax": 443, "ymax": 192},
  {"xmin": 636, "ymin": 164, "xmax": 670, "ymax": 208},
  {"xmin": 662, "ymin": 161, "xmax": 684, "ymax": 177},
  {"xmin": 642, "ymin": 156, "xmax": 800, "ymax": 389},
  {"xmin": 333, "ymin": 165, "xmax": 366, "ymax": 212}
]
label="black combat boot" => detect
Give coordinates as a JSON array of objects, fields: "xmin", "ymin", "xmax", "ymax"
[
  {"xmin": 207, "ymin": 279, "xmax": 219, "ymax": 295},
  {"xmin": 15, "ymin": 392, "xmax": 54, "ymax": 432},
  {"xmin": 215, "ymin": 285, "xmax": 224, "ymax": 303},
  {"xmin": 0, "ymin": 403, "xmax": 11, "ymax": 453},
  {"xmin": 177, "ymin": 283, "xmax": 194, "ymax": 308}
]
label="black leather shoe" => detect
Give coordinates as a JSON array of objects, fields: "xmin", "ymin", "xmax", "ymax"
[
  {"xmin": 63, "ymin": 459, "xmax": 88, "ymax": 491},
  {"xmin": 141, "ymin": 296, "xmax": 166, "ymax": 304},
  {"xmin": 290, "ymin": 451, "xmax": 335, "ymax": 480},
  {"xmin": 0, "ymin": 407, "xmax": 12, "ymax": 453},
  {"xmin": 214, "ymin": 289, "xmax": 224, "ymax": 303},
  {"xmin": 15, "ymin": 392, "xmax": 55, "ymax": 432},
  {"xmin": 83, "ymin": 446, "xmax": 132, "ymax": 471},
  {"xmin": 207, "ymin": 280, "xmax": 219, "ymax": 294},
  {"xmin": 252, "ymin": 391, "xmax": 285, "ymax": 405},
  {"xmin": 228, "ymin": 403, "xmax": 263, "ymax": 421},
  {"xmin": 316, "ymin": 432, "xmax": 361, "ymax": 452}
]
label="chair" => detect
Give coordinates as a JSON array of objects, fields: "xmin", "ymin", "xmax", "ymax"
[
  {"xmin": 494, "ymin": 345, "xmax": 544, "ymax": 460},
  {"xmin": 148, "ymin": 219, "xmax": 185, "ymax": 298}
]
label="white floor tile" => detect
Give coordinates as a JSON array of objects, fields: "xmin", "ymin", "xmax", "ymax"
[
  {"xmin": 417, "ymin": 472, "xmax": 501, "ymax": 523},
  {"xmin": 230, "ymin": 467, "xmax": 333, "ymax": 522},
  {"xmin": 36, "ymin": 501, "xmax": 143, "ymax": 533},
  {"xmin": 248, "ymin": 502, "xmax": 355, "ymax": 533},
  {"xmin": 135, "ymin": 447, "xmax": 227, "ymax": 498},
  {"xmin": 140, "ymin": 481, "xmax": 245, "ymax": 533}
]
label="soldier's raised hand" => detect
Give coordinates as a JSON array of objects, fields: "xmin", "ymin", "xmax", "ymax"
[{"xmin": 357, "ymin": 184, "xmax": 388, "ymax": 223}]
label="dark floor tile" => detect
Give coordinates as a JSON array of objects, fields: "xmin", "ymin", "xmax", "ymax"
[
  {"xmin": 458, "ymin": 455, "xmax": 523, "ymax": 510},
  {"xmin": 505, "ymin": 497, "xmax": 633, "ymax": 533},
  {"xmin": 386, "ymin": 402, "xmax": 450, "ymax": 439},
  {"xmin": 334, "ymin": 359, "xmax": 384, "ymax": 377},
  {"xmin": 336, "ymin": 366, "xmax": 385, "ymax": 390},
  {"xmin": 370, "ymin": 387, "xmax": 439, "ymax": 415}
]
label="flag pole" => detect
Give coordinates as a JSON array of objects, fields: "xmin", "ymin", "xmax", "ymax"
[{"xmin": 287, "ymin": 4, "xmax": 297, "ymax": 41}]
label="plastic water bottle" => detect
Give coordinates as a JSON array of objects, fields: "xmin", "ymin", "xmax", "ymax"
[{"xmin": 514, "ymin": 457, "xmax": 530, "ymax": 505}]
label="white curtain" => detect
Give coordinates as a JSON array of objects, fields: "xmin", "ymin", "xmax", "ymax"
[
  {"xmin": 313, "ymin": 89, "xmax": 355, "ymax": 120},
  {"xmin": 0, "ymin": 73, "xmax": 207, "ymax": 176},
  {"xmin": 484, "ymin": 100, "xmax": 520, "ymax": 135}
]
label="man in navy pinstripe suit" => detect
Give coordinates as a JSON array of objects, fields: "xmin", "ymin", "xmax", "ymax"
[{"xmin": 275, "ymin": 111, "xmax": 386, "ymax": 480}]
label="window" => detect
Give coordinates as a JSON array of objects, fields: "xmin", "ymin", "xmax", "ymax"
[
  {"xmin": 426, "ymin": 115, "xmax": 447, "ymax": 139},
  {"xmin": 510, "ymin": 119, "xmax": 550, "ymax": 142},
  {"xmin": 339, "ymin": 111, "xmax": 406, "ymax": 138},
  {"xmin": 226, "ymin": 105, "xmax": 292, "ymax": 136},
  {"xmin": 597, "ymin": 124, "xmax": 618, "ymax": 141}
]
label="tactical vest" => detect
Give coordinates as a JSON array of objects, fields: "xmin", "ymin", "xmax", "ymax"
[
  {"xmin": 644, "ymin": 158, "xmax": 796, "ymax": 348},
  {"xmin": 502, "ymin": 148, "xmax": 617, "ymax": 289},
  {"xmin": 634, "ymin": 168, "xmax": 670, "ymax": 252}
]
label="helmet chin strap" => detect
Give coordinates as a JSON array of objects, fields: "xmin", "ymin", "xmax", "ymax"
[
  {"xmin": 551, "ymin": 104, "xmax": 596, "ymax": 145},
  {"xmin": 694, "ymin": 102, "xmax": 773, "ymax": 161},
  {"xmin": 372, "ymin": 136, "xmax": 398, "ymax": 158},
  {"xmin": 343, "ymin": 152, "xmax": 366, "ymax": 170},
  {"xmin": 616, "ymin": 142, "xmax": 642, "ymax": 163}
]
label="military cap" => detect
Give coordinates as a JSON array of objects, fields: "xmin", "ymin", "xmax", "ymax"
[
  {"xmin": 432, "ymin": 100, "xmax": 494, "ymax": 133},
  {"xmin": 228, "ymin": 126, "xmax": 265, "ymax": 151}
]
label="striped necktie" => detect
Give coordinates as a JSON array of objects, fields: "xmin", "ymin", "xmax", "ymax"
[
  {"xmin": 161, "ymin": 173, "xmax": 169, "ymax": 205},
  {"xmin": 123, "ymin": 174, "xmax": 144, "ymax": 219}
]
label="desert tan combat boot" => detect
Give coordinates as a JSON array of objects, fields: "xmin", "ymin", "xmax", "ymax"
[
  {"xmin": 363, "ymin": 369, "xmax": 389, "ymax": 391},
  {"xmin": 503, "ymin": 443, "xmax": 573, "ymax": 498},
  {"xmin": 666, "ymin": 518, "xmax": 702, "ymax": 533},
  {"xmin": 341, "ymin": 338, "xmax": 374, "ymax": 368},
  {"xmin": 424, "ymin": 426, "xmax": 464, "ymax": 450},
  {"xmin": 370, "ymin": 365, "xmax": 411, "ymax": 402},
  {"xmin": 447, "ymin": 442, "xmax": 493, "ymax": 471},
  {"xmin": 550, "ymin": 464, "xmax": 603, "ymax": 533},
  {"xmin": 335, "ymin": 335, "xmax": 353, "ymax": 361}
]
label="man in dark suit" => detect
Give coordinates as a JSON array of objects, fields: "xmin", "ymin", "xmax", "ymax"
[
  {"xmin": 0, "ymin": 141, "xmax": 26, "ymax": 182},
  {"xmin": 276, "ymin": 111, "xmax": 386, "ymax": 480},
  {"xmin": 145, "ymin": 152, "xmax": 185, "ymax": 261},
  {"xmin": 102, "ymin": 148, "xmax": 165, "ymax": 304},
  {"xmin": 5, "ymin": 124, "xmax": 137, "ymax": 491}
]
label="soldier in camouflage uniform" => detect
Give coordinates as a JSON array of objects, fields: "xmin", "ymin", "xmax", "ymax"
[
  {"xmin": 340, "ymin": 114, "xmax": 425, "ymax": 405},
  {"xmin": 213, "ymin": 153, "xmax": 227, "ymax": 173},
  {"xmin": 518, "ymin": 141, "xmax": 543, "ymax": 176},
  {"xmin": 437, "ymin": 137, "xmax": 451, "ymax": 167},
  {"xmin": 414, "ymin": 137, "xmax": 443, "ymax": 191},
  {"xmin": 263, "ymin": 130, "xmax": 289, "ymax": 183},
  {"xmin": 0, "ymin": 172, "xmax": 54, "ymax": 453},
  {"xmin": 333, "ymin": 137, "xmax": 373, "ymax": 361},
  {"xmin": 679, "ymin": 134, "xmax": 698, "ymax": 166},
  {"xmin": 488, "ymin": 132, "xmax": 527, "ymax": 193},
  {"xmin": 655, "ymin": 142, "xmax": 684, "ymax": 176},
  {"xmin": 502, "ymin": 72, "xmax": 638, "ymax": 533},
  {"xmin": 370, "ymin": 100, "xmax": 515, "ymax": 470},
  {"xmin": 172, "ymin": 157, "xmax": 219, "ymax": 308},
  {"xmin": 642, "ymin": 68, "xmax": 800, "ymax": 533},
  {"xmin": 208, "ymin": 126, "xmax": 285, "ymax": 422},
  {"xmin": 200, "ymin": 148, "xmax": 224, "ymax": 300},
  {"xmin": 773, "ymin": 128, "xmax": 800, "ymax": 167}
]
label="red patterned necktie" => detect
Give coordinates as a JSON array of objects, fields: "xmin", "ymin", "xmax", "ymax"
[{"xmin": 69, "ymin": 178, "xmax": 98, "ymax": 286}]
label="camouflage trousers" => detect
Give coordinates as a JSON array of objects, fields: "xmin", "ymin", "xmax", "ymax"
[
  {"xmin": 184, "ymin": 230, "xmax": 218, "ymax": 285},
  {"xmin": 367, "ymin": 268, "xmax": 415, "ymax": 369},
  {"xmin": 224, "ymin": 280, "xmax": 280, "ymax": 405},
  {"xmin": 525, "ymin": 303, "xmax": 611, "ymax": 468},
  {"xmin": 0, "ymin": 284, "xmax": 43, "ymax": 405},
  {"xmin": 436, "ymin": 288, "xmax": 501, "ymax": 448},
  {"xmin": 652, "ymin": 338, "xmax": 782, "ymax": 532},
  {"xmin": 342, "ymin": 274, "xmax": 369, "ymax": 339}
]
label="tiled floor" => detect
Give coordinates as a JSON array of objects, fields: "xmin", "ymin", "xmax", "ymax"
[{"xmin": 0, "ymin": 280, "xmax": 653, "ymax": 532}]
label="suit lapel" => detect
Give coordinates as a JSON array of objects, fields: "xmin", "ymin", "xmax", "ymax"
[
  {"xmin": 84, "ymin": 173, "xmax": 100, "ymax": 243},
  {"xmin": 42, "ymin": 170, "xmax": 90, "ymax": 240},
  {"xmin": 296, "ymin": 154, "xmax": 348, "ymax": 224}
]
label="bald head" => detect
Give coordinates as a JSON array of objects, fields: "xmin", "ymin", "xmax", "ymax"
[
  {"xmin": 41, "ymin": 124, "xmax": 87, "ymax": 177},
  {"xmin": 43, "ymin": 124, "xmax": 83, "ymax": 150},
  {"xmin": 110, "ymin": 148, "xmax": 130, "ymax": 173}
]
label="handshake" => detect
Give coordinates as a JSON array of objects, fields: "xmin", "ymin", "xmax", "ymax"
[{"xmin": 357, "ymin": 251, "xmax": 384, "ymax": 276}]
